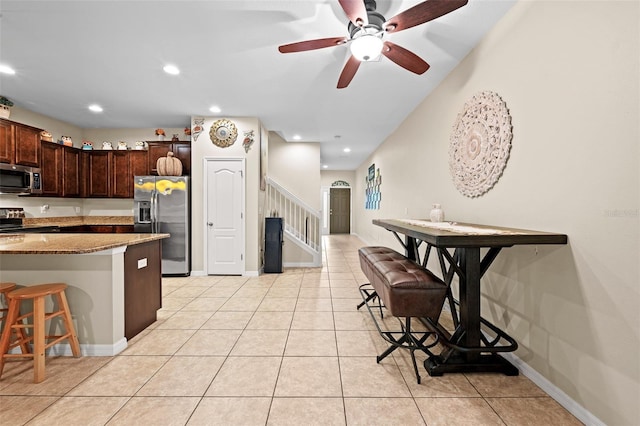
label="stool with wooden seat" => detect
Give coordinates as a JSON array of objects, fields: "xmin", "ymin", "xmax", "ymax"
[
  {"xmin": 0, "ymin": 282, "xmax": 17, "ymax": 327},
  {"xmin": 0, "ymin": 283, "xmax": 81, "ymax": 383}
]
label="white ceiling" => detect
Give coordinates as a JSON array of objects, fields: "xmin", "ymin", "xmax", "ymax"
[{"xmin": 0, "ymin": 0, "xmax": 514, "ymax": 170}]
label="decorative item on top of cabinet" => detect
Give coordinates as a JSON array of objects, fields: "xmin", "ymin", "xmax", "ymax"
[
  {"xmin": 0, "ymin": 96, "xmax": 13, "ymax": 119},
  {"xmin": 134, "ymin": 141, "xmax": 146, "ymax": 150},
  {"xmin": 156, "ymin": 152, "xmax": 182, "ymax": 176},
  {"xmin": 40, "ymin": 131, "xmax": 53, "ymax": 142},
  {"xmin": 147, "ymin": 141, "xmax": 190, "ymax": 176},
  {"xmin": 82, "ymin": 140, "xmax": 93, "ymax": 150},
  {"xmin": 155, "ymin": 128, "xmax": 165, "ymax": 141},
  {"xmin": 102, "ymin": 141, "xmax": 113, "ymax": 150},
  {"xmin": 117, "ymin": 141, "xmax": 128, "ymax": 150},
  {"xmin": 59, "ymin": 136, "xmax": 73, "ymax": 147}
]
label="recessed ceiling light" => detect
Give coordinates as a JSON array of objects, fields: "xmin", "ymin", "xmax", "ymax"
[
  {"xmin": 0, "ymin": 64, "xmax": 16, "ymax": 75},
  {"xmin": 343, "ymin": 147, "xmax": 351, "ymax": 153},
  {"xmin": 209, "ymin": 105, "xmax": 221, "ymax": 113},
  {"xmin": 88, "ymin": 104, "xmax": 103, "ymax": 113},
  {"xmin": 163, "ymin": 64, "xmax": 180, "ymax": 75},
  {"xmin": 322, "ymin": 165, "xmax": 328, "ymax": 169},
  {"xmin": 292, "ymin": 135, "xmax": 301, "ymax": 141}
]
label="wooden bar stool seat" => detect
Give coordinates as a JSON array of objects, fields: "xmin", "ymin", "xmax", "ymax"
[{"xmin": 0, "ymin": 283, "xmax": 81, "ymax": 383}]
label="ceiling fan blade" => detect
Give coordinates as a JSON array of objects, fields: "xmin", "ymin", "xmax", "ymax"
[
  {"xmin": 278, "ymin": 37, "xmax": 348, "ymax": 53},
  {"xmin": 384, "ymin": 0, "xmax": 468, "ymax": 33},
  {"xmin": 337, "ymin": 55, "xmax": 361, "ymax": 89},
  {"xmin": 338, "ymin": 0, "xmax": 368, "ymax": 27},
  {"xmin": 382, "ymin": 41, "xmax": 430, "ymax": 75}
]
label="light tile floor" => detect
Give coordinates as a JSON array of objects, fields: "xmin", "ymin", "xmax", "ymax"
[{"xmin": 0, "ymin": 234, "xmax": 583, "ymax": 425}]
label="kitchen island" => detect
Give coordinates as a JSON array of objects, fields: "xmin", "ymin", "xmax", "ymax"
[{"xmin": 0, "ymin": 233, "xmax": 169, "ymax": 356}]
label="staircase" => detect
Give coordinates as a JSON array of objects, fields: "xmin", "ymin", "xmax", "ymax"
[{"xmin": 265, "ymin": 177, "xmax": 322, "ymax": 266}]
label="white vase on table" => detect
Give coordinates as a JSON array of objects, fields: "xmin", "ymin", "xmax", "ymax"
[{"xmin": 430, "ymin": 204, "xmax": 445, "ymax": 222}]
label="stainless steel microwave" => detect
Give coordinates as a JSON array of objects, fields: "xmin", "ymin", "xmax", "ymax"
[{"xmin": 0, "ymin": 163, "xmax": 42, "ymax": 195}]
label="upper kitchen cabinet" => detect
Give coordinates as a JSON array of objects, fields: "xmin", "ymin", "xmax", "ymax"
[
  {"xmin": 0, "ymin": 119, "xmax": 42, "ymax": 166},
  {"xmin": 82, "ymin": 150, "xmax": 111, "ymax": 198},
  {"xmin": 62, "ymin": 145, "xmax": 81, "ymax": 197},
  {"xmin": 39, "ymin": 142, "xmax": 63, "ymax": 196},
  {"xmin": 147, "ymin": 141, "xmax": 190, "ymax": 176}
]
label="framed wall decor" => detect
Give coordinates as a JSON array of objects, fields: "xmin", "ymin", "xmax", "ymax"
[{"xmin": 210, "ymin": 118, "xmax": 238, "ymax": 148}]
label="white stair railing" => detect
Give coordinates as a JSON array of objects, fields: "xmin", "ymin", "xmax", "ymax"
[{"xmin": 265, "ymin": 177, "xmax": 321, "ymax": 260}]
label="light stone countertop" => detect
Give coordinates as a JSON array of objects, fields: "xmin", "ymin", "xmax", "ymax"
[
  {"xmin": 0, "ymin": 233, "xmax": 168, "ymax": 254},
  {"xmin": 23, "ymin": 216, "xmax": 134, "ymax": 226}
]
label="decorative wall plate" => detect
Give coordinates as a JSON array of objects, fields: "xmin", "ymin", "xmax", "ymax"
[
  {"xmin": 449, "ymin": 91, "xmax": 513, "ymax": 198},
  {"xmin": 210, "ymin": 119, "xmax": 238, "ymax": 148}
]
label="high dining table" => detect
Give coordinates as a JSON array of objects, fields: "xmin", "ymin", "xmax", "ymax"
[{"xmin": 372, "ymin": 218, "xmax": 568, "ymax": 376}]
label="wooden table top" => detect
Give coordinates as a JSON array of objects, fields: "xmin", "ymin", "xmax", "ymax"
[{"xmin": 373, "ymin": 219, "xmax": 568, "ymax": 248}]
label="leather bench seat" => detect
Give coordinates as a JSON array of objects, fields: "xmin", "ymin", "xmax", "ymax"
[{"xmin": 358, "ymin": 246, "xmax": 447, "ymax": 320}]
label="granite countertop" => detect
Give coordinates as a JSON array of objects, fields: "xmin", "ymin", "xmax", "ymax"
[
  {"xmin": 0, "ymin": 233, "xmax": 169, "ymax": 254},
  {"xmin": 23, "ymin": 216, "xmax": 134, "ymax": 227}
]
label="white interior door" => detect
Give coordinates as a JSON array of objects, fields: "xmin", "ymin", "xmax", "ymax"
[{"xmin": 205, "ymin": 158, "xmax": 244, "ymax": 275}]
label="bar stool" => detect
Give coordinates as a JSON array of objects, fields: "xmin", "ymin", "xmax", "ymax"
[
  {"xmin": 0, "ymin": 282, "xmax": 30, "ymax": 356},
  {"xmin": 0, "ymin": 282, "xmax": 17, "ymax": 327},
  {"xmin": 0, "ymin": 283, "xmax": 81, "ymax": 383}
]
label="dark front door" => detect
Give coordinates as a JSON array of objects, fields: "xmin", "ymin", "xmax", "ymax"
[{"xmin": 330, "ymin": 188, "xmax": 350, "ymax": 234}]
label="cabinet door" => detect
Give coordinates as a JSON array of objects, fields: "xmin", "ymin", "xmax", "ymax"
[
  {"xmin": 40, "ymin": 142, "xmax": 63, "ymax": 196},
  {"xmin": 14, "ymin": 124, "xmax": 41, "ymax": 166},
  {"xmin": 130, "ymin": 150, "xmax": 149, "ymax": 177},
  {"xmin": 112, "ymin": 151, "xmax": 131, "ymax": 198},
  {"xmin": 147, "ymin": 142, "xmax": 171, "ymax": 175},
  {"xmin": 62, "ymin": 146, "xmax": 81, "ymax": 197},
  {"xmin": 84, "ymin": 151, "xmax": 111, "ymax": 197},
  {"xmin": 173, "ymin": 143, "xmax": 191, "ymax": 176},
  {"xmin": 0, "ymin": 120, "xmax": 14, "ymax": 164}
]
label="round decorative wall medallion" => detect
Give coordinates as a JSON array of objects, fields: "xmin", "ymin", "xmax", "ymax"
[
  {"xmin": 449, "ymin": 91, "xmax": 513, "ymax": 198},
  {"xmin": 210, "ymin": 119, "xmax": 238, "ymax": 148}
]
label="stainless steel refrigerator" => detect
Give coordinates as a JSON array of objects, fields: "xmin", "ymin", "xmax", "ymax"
[{"xmin": 134, "ymin": 176, "xmax": 190, "ymax": 276}]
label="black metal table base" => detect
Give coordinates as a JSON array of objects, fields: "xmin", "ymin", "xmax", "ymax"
[{"xmin": 425, "ymin": 353, "xmax": 519, "ymax": 376}]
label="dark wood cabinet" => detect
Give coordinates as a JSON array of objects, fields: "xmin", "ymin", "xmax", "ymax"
[
  {"xmin": 124, "ymin": 240, "xmax": 162, "ymax": 339},
  {"xmin": 111, "ymin": 151, "xmax": 131, "ymax": 198},
  {"xmin": 82, "ymin": 150, "xmax": 111, "ymax": 197},
  {"xmin": 130, "ymin": 150, "xmax": 149, "ymax": 177},
  {"xmin": 0, "ymin": 120, "xmax": 14, "ymax": 163},
  {"xmin": 0, "ymin": 119, "xmax": 42, "ymax": 166},
  {"xmin": 62, "ymin": 146, "xmax": 81, "ymax": 197},
  {"xmin": 147, "ymin": 141, "xmax": 190, "ymax": 175},
  {"xmin": 39, "ymin": 142, "xmax": 63, "ymax": 196},
  {"xmin": 61, "ymin": 224, "xmax": 134, "ymax": 233}
]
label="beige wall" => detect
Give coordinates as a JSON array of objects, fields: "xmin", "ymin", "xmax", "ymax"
[
  {"xmin": 353, "ymin": 1, "xmax": 638, "ymax": 425},
  {"xmin": 321, "ymin": 170, "xmax": 356, "ymax": 188},
  {"xmin": 9, "ymin": 106, "xmax": 83, "ymax": 147},
  {"xmin": 268, "ymin": 131, "xmax": 321, "ymax": 211}
]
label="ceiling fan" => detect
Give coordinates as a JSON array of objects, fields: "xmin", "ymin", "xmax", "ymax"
[{"xmin": 278, "ymin": 0, "xmax": 468, "ymax": 88}]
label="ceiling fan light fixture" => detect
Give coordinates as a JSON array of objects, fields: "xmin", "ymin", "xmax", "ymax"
[{"xmin": 350, "ymin": 33, "xmax": 383, "ymax": 62}]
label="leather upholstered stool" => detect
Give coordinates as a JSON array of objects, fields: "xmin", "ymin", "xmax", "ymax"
[{"xmin": 0, "ymin": 283, "xmax": 81, "ymax": 383}]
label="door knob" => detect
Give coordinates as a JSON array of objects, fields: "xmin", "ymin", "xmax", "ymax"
[{"xmin": 207, "ymin": 222, "xmax": 213, "ymax": 226}]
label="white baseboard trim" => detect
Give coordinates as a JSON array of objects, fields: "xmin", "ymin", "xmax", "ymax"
[
  {"xmin": 502, "ymin": 352, "xmax": 604, "ymax": 426},
  {"xmin": 21, "ymin": 338, "xmax": 129, "ymax": 357},
  {"xmin": 187, "ymin": 270, "xmax": 259, "ymax": 277},
  {"xmin": 283, "ymin": 262, "xmax": 320, "ymax": 268}
]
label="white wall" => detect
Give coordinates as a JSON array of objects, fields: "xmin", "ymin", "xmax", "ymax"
[{"xmin": 353, "ymin": 1, "xmax": 638, "ymax": 425}]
